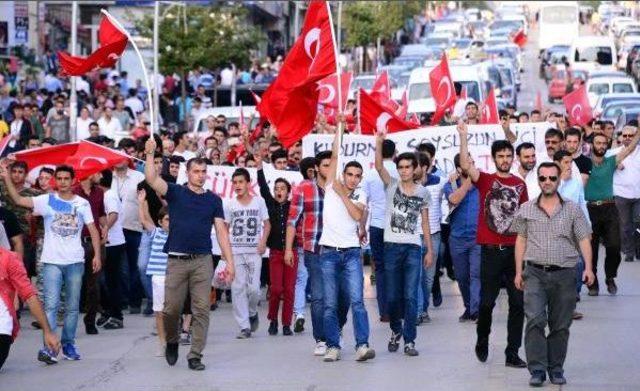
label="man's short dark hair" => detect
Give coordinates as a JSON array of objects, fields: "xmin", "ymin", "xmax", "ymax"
[
  {"xmin": 516, "ymin": 142, "xmax": 535, "ymax": 156},
  {"xmin": 11, "ymin": 161, "xmax": 28, "ymax": 171},
  {"xmin": 518, "ymin": 112, "xmax": 529, "ymax": 119},
  {"xmin": 530, "ymin": 109, "xmax": 541, "ymax": 116},
  {"xmin": 271, "ymin": 149, "xmax": 288, "ymax": 162},
  {"xmin": 228, "ymin": 121, "xmax": 240, "ymax": 129},
  {"xmin": 172, "ymin": 131, "xmax": 187, "ymax": 146},
  {"xmin": 118, "ymin": 138, "xmax": 136, "ymax": 150},
  {"xmin": 40, "ymin": 167, "xmax": 54, "ymax": 176},
  {"xmin": 491, "ymin": 140, "xmax": 514, "ymax": 158},
  {"xmin": 315, "ymin": 150, "xmax": 332, "ymax": 164},
  {"xmin": 275, "ymin": 178, "xmax": 292, "ymax": 193},
  {"xmin": 382, "ymin": 139, "xmax": 396, "ymax": 159},
  {"xmin": 169, "ymin": 155, "xmax": 186, "ymax": 164},
  {"xmin": 416, "ymin": 142, "xmax": 436, "ymax": 158},
  {"xmin": 100, "ymin": 169, "xmax": 113, "ymax": 187},
  {"xmin": 537, "ymin": 162, "xmax": 561, "ymax": 176},
  {"xmin": 89, "ymin": 121, "xmax": 99, "ymax": 129},
  {"xmin": 55, "ymin": 165, "xmax": 75, "ymax": 179},
  {"xmin": 553, "ymin": 149, "xmax": 571, "ymax": 162},
  {"xmin": 417, "ymin": 152, "xmax": 431, "ymax": 169},
  {"xmin": 545, "ymin": 128, "xmax": 564, "ymax": 141},
  {"xmin": 453, "ymin": 153, "xmax": 462, "ymax": 169},
  {"xmin": 343, "ymin": 160, "xmax": 363, "ymax": 173},
  {"xmin": 564, "ymin": 127, "xmax": 582, "ymax": 141},
  {"xmin": 42, "ymin": 137, "xmax": 57, "ymax": 145},
  {"xmin": 186, "ymin": 157, "xmax": 208, "ymax": 170},
  {"xmin": 299, "ymin": 157, "xmax": 317, "ymax": 179},
  {"xmin": 394, "ymin": 152, "xmax": 418, "ymax": 169},
  {"xmin": 232, "ymin": 167, "xmax": 251, "ymax": 182},
  {"xmin": 626, "ymin": 119, "xmax": 639, "ymax": 127},
  {"xmin": 465, "ymin": 101, "xmax": 478, "ymax": 109}
]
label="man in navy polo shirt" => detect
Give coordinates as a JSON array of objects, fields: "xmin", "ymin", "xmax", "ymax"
[{"xmin": 144, "ymin": 138, "xmax": 235, "ymax": 371}]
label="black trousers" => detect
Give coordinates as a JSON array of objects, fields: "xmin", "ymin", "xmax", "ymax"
[
  {"xmin": 476, "ymin": 245, "xmax": 524, "ymax": 356},
  {"xmin": 0, "ymin": 334, "xmax": 11, "ymax": 371},
  {"xmin": 587, "ymin": 203, "xmax": 621, "ymax": 282},
  {"xmin": 102, "ymin": 244, "xmax": 125, "ymax": 320}
]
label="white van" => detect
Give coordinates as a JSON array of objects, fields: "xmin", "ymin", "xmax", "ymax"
[
  {"xmin": 585, "ymin": 76, "xmax": 637, "ymax": 107},
  {"xmin": 569, "ymin": 36, "xmax": 618, "ymax": 73},
  {"xmin": 192, "ymin": 106, "xmax": 259, "ymax": 133},
  {"xmin": 406, "ymin": 64, "xmax": 486, "ymax": 115}
]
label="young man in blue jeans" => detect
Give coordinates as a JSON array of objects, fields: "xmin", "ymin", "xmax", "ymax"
[
  {"xmin": 318, "ymin": 132, "xmax": 375, "ymax": 363},
  {"xmin": 2, "ymin": 164, "xmax": 101, "ymax": 363},
  {"xmin": 375, "ymin": 132, "xmax": 433, "ymax": 357}
]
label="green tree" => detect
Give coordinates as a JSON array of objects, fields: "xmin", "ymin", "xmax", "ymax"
[{"xmin": 343, "ymin": 1, "xmax": 423, "ymax": 47}]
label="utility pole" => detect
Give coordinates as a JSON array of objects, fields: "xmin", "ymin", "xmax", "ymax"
[
  {"xmin": 153, "ymin": 1, "xmax": 160, "ymax": 132},
  {"xmin": 70, "ymin": 1, "xmax": 78, "ymax": 141}
]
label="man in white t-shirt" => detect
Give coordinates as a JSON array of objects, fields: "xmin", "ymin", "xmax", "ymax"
[
  {"xmin": 225, "ymin": 168, "xmax": 270, "ymax": 339},
  {"xmin": 99, "ymin": 170, "xmax": 127, "ymax": 329},
  {"xmin": 97, "ymin": 107, "xmax": 124, "ymax": 140},
  {"xmin": 75, "ymin": 107, "xmax": 94, "ymax": 141},
  {"xmin": 318, "ymin": 133, "xmax": 375, "ymax": 363},
  {"xmin": 172, "ymin": 131, "xmax": 197, "ymax": 161},
  {"xmin": 1, "ymin": 164, "xmax": 101, "ymax": 364}
]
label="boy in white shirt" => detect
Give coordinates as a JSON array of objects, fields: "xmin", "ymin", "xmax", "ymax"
[{"xmin": 225, "ymin": 168, "xmax": 270, "ymax": 339}]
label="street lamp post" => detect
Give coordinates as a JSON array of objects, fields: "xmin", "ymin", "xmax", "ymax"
[{"xmin": 70, "ymin": 1, "xmax": 78, "ymax": 141}]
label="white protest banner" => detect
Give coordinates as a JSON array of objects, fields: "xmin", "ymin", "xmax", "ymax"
[
  {"xmin": 302, "ymin": 122, "xmax": 554, "ymax": 174},
  {"xmin": 178, "ymin": 163, "xmax": 303, "ymax": 201}
]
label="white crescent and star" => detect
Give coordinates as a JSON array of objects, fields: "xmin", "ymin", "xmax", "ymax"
[
  {"xmin": 436, "ymin": 76, "xmax": 453, "ymax": 108},
  {"xmin": 317, "ymin": 83, "xmax": 336, "ymax": 105},
  {"xmin": 304, "ymin": 27, "xmax": 321, "ymax": 61},
  {"xmin": 79, "ymin": 156, "xmax": 108, "ymax": 168},
  {"xmin": 571, "ymin": 104, "xmax": 583, "ymax": 122},
  {"xmin": 376, "ymin": 113, "xmax": 392, "ymax": 133}
]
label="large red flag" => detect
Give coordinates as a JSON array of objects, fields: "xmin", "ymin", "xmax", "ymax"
[
  {"xmin": 512, "ymin": 29, "xmax": 527, "ymax": 48},
  {"xmin": 430, "ymin": 54, "xmax": 456, "ymax": 125},
  {"xmin": 58, "ymin": 12, "xmax": 128, "ymax": 76},
  {"xmin": 480, "ymin": 88, "xmax": 499, "ymax": 124},
  {"xmin": 370, "ymin": 70, "xmax": 391, "ymax": 102},
  {"xmin": 396, "ymin": 91, "xmax": 408, "ymax": 119},
  {"xmin": 258, "ymin": 0, "xmax": 336, "ymax": 147},
  {"xmin": 359, "ymin": 89, "xmax": 420, "ymax": 135},
  {"xmin": 563, "ymin": 85, "xmax": 593, "ymax": 126},
  {"xmin": 317, "ymin": 72, "xmax": 352, "ymax": 110}
]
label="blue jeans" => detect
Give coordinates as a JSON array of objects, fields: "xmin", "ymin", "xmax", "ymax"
[
  {"xmin": 369, "ymin": 226, "xmax": 387, "ymax": 318},
  {"xmin": 305, "ymin": 251, "xmax": 325, "ymax": 342},
  {"xmin": 42, "ymin": 262, "xmax": 84, "ymax": 345},
  {"xmin": 417, "ymin": 232, "xmax": 441, "ymax": 314},
  {"xmin": 449, "ymin": 235, "xmax": 481, "ymax": 316},
  {"xmin": 121, "ymin": 229, "xmax": 143, "ymax": 308},
  {"xmin": 576, "ymin": 257, "xmax": 585, "ymax": 295},
  {"xmin": 384, "ymin": 242, "xmax": 421, "ymax": 344},
  {"xmin": 320, "ymin": 247, "xmax": 370, "ymax": 349},
  {"xmin": 138, "ymin": 230, "xmax": 154, "ymax": 311},
  {"xmin": 294, "ymin": 248, "xmax": 308, "ymax": 316}
]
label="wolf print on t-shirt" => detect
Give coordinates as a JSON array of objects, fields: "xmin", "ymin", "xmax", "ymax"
[
  {"xmin": 484, "ymin": 181, "xmax": 525, "ymax": 234},
  {"xmin": 390, "ymin": 187, "xmax": 423, "ymax": 234},
  {"xmin": 48, "ymin": 194, "xmax": 82, "ymax": 238}
]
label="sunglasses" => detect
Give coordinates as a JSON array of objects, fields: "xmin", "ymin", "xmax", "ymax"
[
  {"xmin": 621, "ymin": 134, "xmax": 634, "ymax": 139},
  {"xmin": 538, "ymin": 175, "xmax": 558, "ymax": 182}
]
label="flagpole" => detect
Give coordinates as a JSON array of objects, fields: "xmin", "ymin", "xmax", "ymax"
[
  {"xmin": 327, "ymin": 1, "xmax": 343, "ymax": 176},
  {"xmin": 69, "ymin": 1, "xmax": 78, "ymax": 141},
  {"xmin": 101, "ymin": 9, "xmax": 156, "ymax": 136}
]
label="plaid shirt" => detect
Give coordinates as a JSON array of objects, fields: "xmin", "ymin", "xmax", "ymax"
[
  {"xmin": 287, "ymin": 179, "xmax": 324, "ymax": 253},
  {"xmin": 512, "ymin": 195, "xmax": 592, "ymax": 268}
]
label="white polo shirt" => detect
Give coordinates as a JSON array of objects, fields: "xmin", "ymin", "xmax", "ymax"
[
  {"xmin": 319, "ymin": 182, "xmax": 367, "ymax": 248},
  {"xmin": 610, "ymin": 146, "xmax": 640, "ymax": 199}
]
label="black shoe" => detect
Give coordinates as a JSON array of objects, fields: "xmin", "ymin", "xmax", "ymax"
[
  {"xmin": 165, "ymin": 343, "xmax": 178, "ymax": 366},
  {"xmin": 388, "ymin": 332, "xmax": 401, "ymax": 352},
  {"xmin": 250, "ymin": 314, "xmax": 259, "ymax": 332},
  {"xmin": 84, "ymin": 319, "xmax": 98, "ymax": 335},
  {"xmin": 283, "ymin": 326, "xmax": 293, "ymax": 336},
  {"xmin": 31, "ymin": 320, "xmax": 42, "ymax": 330},
  {"xmin": 548, "ymin": 370, "xmax": 566, "ymax": 385},
  {"xmin": 446, "ymin": 267, "xmax": 456, "ymax": 281},
  {"xmin": 225, "ymin": 291, "xmax": 232, "ymax": 303},
  {"xmin": 475, "ymin": 339, "xmax": 488, "ymax": 362},
  {"xmin": 210, "ymin": 303, "xmax": 218, "ymax": 311},
  {"xmin": 506, "ymin": 354, "xmax": 527, "ymax": 368},
  {"xmin": 606, "ymin": 278, "xmax": 617, "ymax": 295},
  {"xmin": 129, "ymin": 306, "xmax": 142, "ymax": 315},
  {"xmin": 458, "ymin": 311, "xmax": 471, "ymax": 322},
  {"xmin": 624, "ymin": 254, "xmax": 634, "ymax": 262},
  {"xmin": 469, "ymin": 313, "xmax": 478, "ymax": 322},
  {"xmin": 143, "ymin": 307, "xmax": 154, "ymax": 317},
  {"xmin": 268, "ymin": 321, "xmax": 278, "ymax": 335},
  {"xmin": 588, "ymin": 282, "xmax": 599, "ymax": 296},
  {"xmin": 294, "ymin": 317, "xmax": 305, "ymax": 333},
  {"xmin": 103, "ymin": 318, "xmax": 124, "ymax": 330},
  {"xmin": 529, "ymin": 370, "xmax": 546, "ymax": 387},
  {"xmin": 96, "ymin": 315, "xmax": 110, "ymax": 328},
  {"xmin": 433, "ymin": 291, "xmax": 443, "ymax": 307},
  {"xmin": 187, "ymin": 358, "xmax": 205, "ymax": 371}
]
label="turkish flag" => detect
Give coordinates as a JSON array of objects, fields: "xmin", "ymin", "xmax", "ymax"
[
  {"xmin": 13, "ymin": 141, "xmax": 130, "ymax": 182},
  {"xmin": 359, "ymin": 89, "xmax": 420, "ymax": 135},
  {"xmin": 317, "ymin": 72, "xmax": 352, "ymax": 110},
  {"xmin": 512, "ymin": 29, "xmax": 527, "ymax": 48},
  {"xmin": 0, "ymin": 135, "xmax": 11, "ymax": 157},
  {"xmin": 396, "ymin": 91, "xmax": 408, "ymax": 119},
  {"xmin": 370, "ymin": 71, "xmax": 391, "ymax": 102},
  {"xmin": 563, "ymin": 85, "xmax": 593, "ymax": 126},
  {"xmin": 409, "ymin": 113, "xmax": 420, "ymax": 126},
  {"xmin": 430, "ymin": 54, "xmax": 456, "ymax": 125},
  {"xmin": 58, "ymin": 12, "xmax": 128, "ymax": 76},
  {"xmin": 258, "ymin": 0, "xmax": 336, "ymax": 147},
  {"xmin": 480, "ymin": 88, "xmax": 500, "ymax": 124}
]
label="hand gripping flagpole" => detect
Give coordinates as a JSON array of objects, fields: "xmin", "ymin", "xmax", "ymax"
[
  {"xmin": 327, "ymin": 1, "xmax": 343, "ymax": 177},
  {"xmin": 101, "ymin": 9, "xmax": 156, "ymax": 137}
]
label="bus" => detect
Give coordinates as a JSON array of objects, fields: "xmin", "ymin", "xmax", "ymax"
[{"xmin": 538, "ymin": 2, "xmax": 580, "ymax": 52}]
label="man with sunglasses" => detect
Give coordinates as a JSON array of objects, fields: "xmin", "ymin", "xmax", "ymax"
[
  {"xmin": 585, "ymin": 128, "xmax": 640, "ymax": 295},
  {"xmin": 513, "ymin": 162, "xmax": 594, "ymax": 387},
  {"xmin": 609, "ymin": 123, "xmax": 640, "ymax": 263}
]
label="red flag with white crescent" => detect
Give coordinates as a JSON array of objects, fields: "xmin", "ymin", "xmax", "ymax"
[
  {"xmin": 563, "ymin": 85, "xmax": 593, "ymax": 126},
  {"xmin": 480, "ymin": 88, "xmax": 500, "ymax": 124},
  {"xmin": 359, "ymin": 88, "xmax": 420, "ymax": 135},
  {"xmin": 317, "ymin": 72, "xmax": 352, "ymax": 110},
  {"xmin": 430, "ymin": 54, "xmax": 456, "ymax": 125}
]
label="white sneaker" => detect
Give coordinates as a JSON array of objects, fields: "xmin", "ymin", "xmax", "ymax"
[
  {"xmin": 355, "ymin": 345, "xmax": 376, "ymax": 362},
  {"xmin": 314, "ymin": 341, "xmax": 327, "ymax": 356},
  {"xmin": 323, "ymin": 347, "xmax": 341, "ymax": 362}
]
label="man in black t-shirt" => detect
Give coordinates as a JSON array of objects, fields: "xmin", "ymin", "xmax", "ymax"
[
  {"xmin": 0, "ymin": 206, "xmax": 23, "ymax": 256},
  {"xmin": 565, "ymin": 128, "xmax": 591, "ymax": 186}
]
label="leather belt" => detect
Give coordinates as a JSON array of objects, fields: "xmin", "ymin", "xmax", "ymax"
[
  {"xmin": 587, "ymin": 200, "xmax": 615, "ymax": 206},
  {"xmin": 169, "ymin": 254, "xmax": 201, "ymax": 260},
  {"xmin": 483, "ymin": 244, "xmax": 514, "ymax": 251},
  {"xmin": 527, "ymin": 262, "xmax": 572, "ymax": 272},
  {"xmin": 321, "ymin": 245, "xmax": 360, "ymax": 252}
]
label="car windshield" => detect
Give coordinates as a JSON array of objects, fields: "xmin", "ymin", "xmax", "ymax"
[
  {"xmin": 588, "ymin": 83, "xmax": 610, "ymax": 94},
  {"xmin": 490, "ymin": 20, "xmax": 520, "ymax": 30},
  {"xmin": 408, "ymin": 82, "xmax": 432, "ymax": 100},
  {"xmin": 613, "ymin": 83, "xmax": 634, "ymax": 93},
  {"xmin": 425, "ymin": 37, "xmax": 449, "ymax": 46},
  {"xmin": 575, "ymin": 46, "xmax": 613, "ymax": 65}
]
